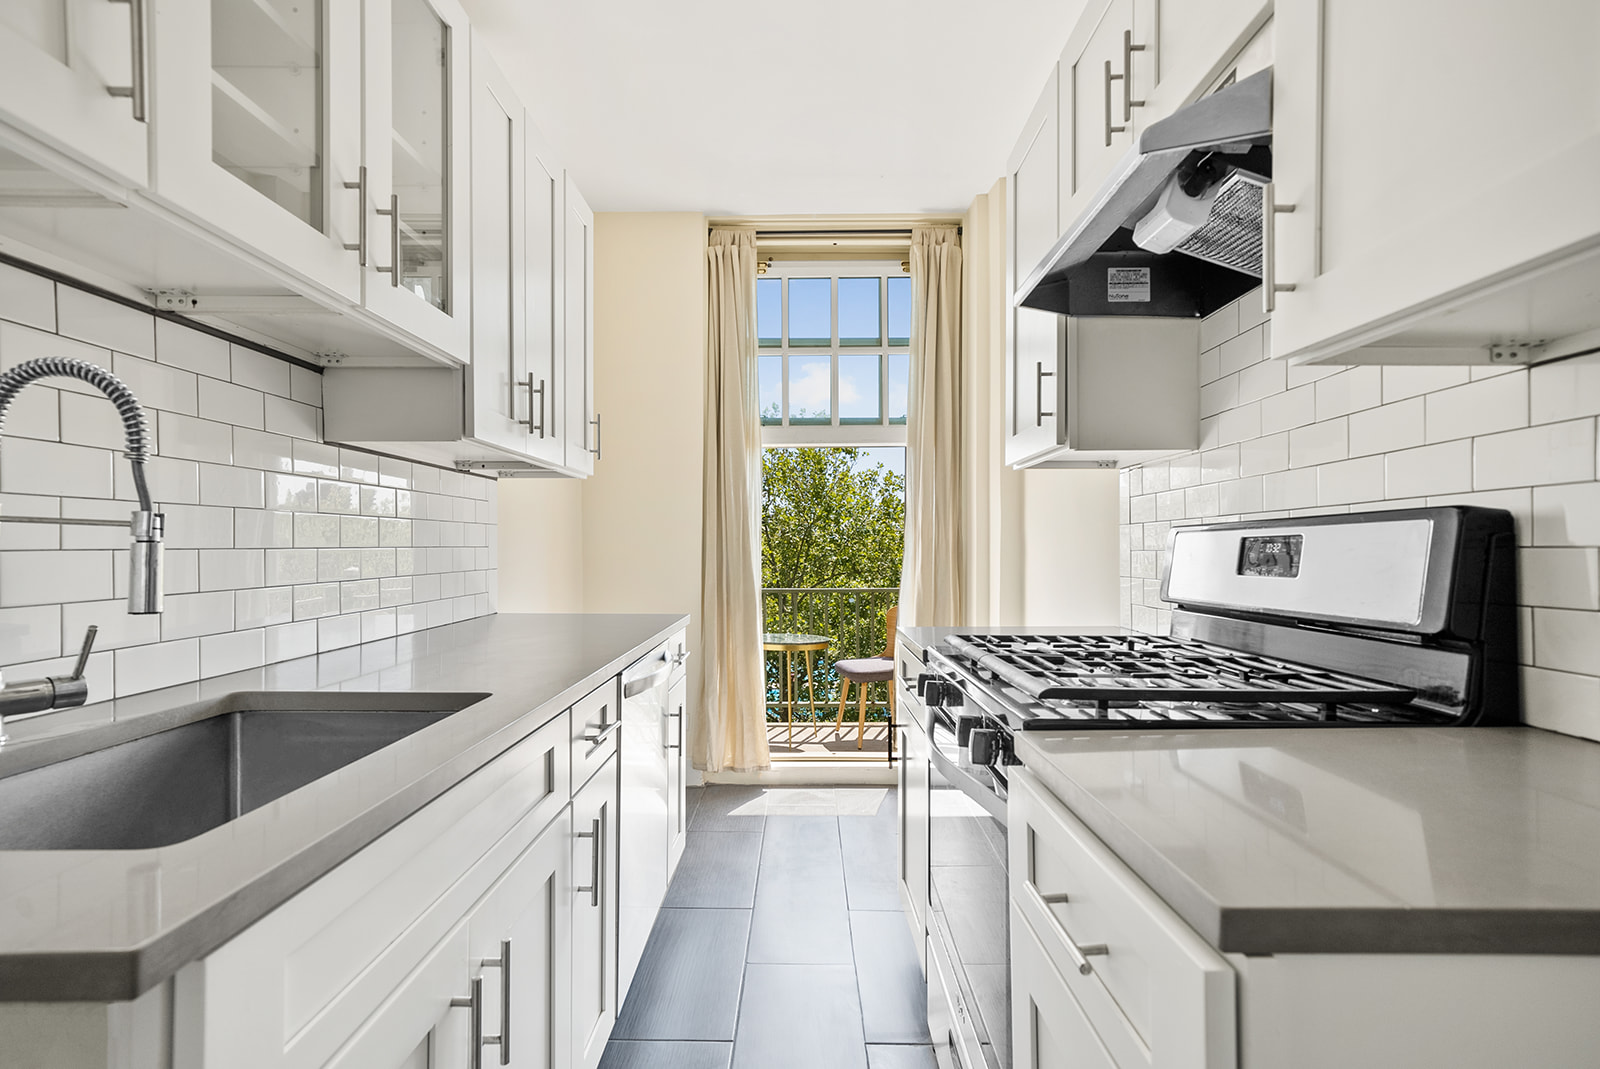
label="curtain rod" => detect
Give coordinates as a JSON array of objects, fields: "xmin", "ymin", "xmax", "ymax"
[{"xmin": 708, "ymin": 227, "xmax": 962, "ymax": 237}]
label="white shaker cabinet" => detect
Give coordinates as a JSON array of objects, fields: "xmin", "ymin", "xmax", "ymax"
[
  {"xmin": 665, "ymin": 663, "xmax": 687, "ymax": 873},
  {"xmin": 361, "ymin": 0, "xmax": 473, "ymax": 362},
  {"xmin": 147, "ymin": 0, "xmax": 364, "ymax": 303},
  {"xmin": 0, "ymin": 0, "xmax": 149, "ymax": 186},
  {"xmin": 1058, "ymin": 0, "xmax": 1137, "ymax": 239},
  {"xmin": 1006, "ymin": 315, "xmax": 1198, "ymax": 469},
  {"xmin": 520, "ymin": 120, "xmax": 567, "ymax": 468},
  {"xmin": 463, "ymin": 33, "xmax": 530, "ymax": 457},
  {"xmin": 571, "ymin": 752, "xmax": 619, "ymax": 1069},
  {"xmin": 1269, "ymin": 0, "xmax": 1600, "ymax": 366},
  {"xmin": 563, "ymin": 175, "xmax": 597, "ymax": 474}
]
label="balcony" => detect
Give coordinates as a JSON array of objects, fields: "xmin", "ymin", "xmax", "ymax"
[{"xmin": 762, "ymin": 586, "xmax": 897, "ymax": 762}]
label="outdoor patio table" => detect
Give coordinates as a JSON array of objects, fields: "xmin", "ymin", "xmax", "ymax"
[{"xmin": 761, "ymin": 632, "xmax": 830, "ymax": 745}]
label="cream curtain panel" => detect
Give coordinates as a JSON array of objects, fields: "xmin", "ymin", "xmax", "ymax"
[
  {"xmin": 899, "ymin": 226, "xmax": 966, "ymax": 626},
  {"xmin": 696, "ymin": 228, "xmax": 771, "ymax": 773}
]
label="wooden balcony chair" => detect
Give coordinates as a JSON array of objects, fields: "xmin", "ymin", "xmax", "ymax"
[{"xmin": 833, "ymin": 606, "xmax": 898, "ymax": 749}]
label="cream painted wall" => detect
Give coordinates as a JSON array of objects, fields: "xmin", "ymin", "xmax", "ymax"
[
  {"xmin": 1021, "ymin": 467, "xmax": 1122, "ymax": 625},
  {"xmin": 497, "ymin": 480, "xmax": 585, "ymax": 612},
  {"xmin": 582, "ymin": 211, "xmax": 707, "ymax": 707}
]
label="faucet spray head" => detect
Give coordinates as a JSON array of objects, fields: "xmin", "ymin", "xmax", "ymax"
[{"xmin": 129, "ymin": 509, "xmax": 163, "ymax": 614}]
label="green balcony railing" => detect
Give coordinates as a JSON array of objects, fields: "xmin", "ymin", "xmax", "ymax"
[{"xmin": 761, "ymin": 587, "xmax": 898, "ymax": 724}]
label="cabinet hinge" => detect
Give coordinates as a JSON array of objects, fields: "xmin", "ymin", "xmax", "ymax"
[
  {"xmin": 149, "ymin": 289, "xmax": 199, "ymax": 312},
  {"xmin": 1489, "ymin": 342, "xmax": 1542, "ymax": 364}
]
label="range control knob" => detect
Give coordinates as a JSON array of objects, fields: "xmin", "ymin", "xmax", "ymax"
[
  {"xmin": 916, "ymin": 673, "xmax": 938, "ymax": 699},
  {"xmin": 955, "ymin": 714, "xmax": 984, "ymax": 746},
  {"xmin": 968, "ymin": 728, "xmax": 998, "ymax": 766}
]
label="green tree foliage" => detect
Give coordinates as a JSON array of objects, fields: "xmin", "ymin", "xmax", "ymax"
[{"xmin": 761, "ymin": 447, "xmax": 905, "ymax": 590}]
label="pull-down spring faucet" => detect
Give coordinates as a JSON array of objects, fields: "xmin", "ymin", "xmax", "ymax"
[{"xmin": 0, "ymin": 357, "xmax": 165, "ymax": 740}]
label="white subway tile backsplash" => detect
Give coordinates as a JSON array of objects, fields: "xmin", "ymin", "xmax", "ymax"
[
  {"xmin": 1314, "ymin": 367, "xmax": 1382, "ymax": 421},
  {"xmin": 56, "ymin": 288, "xmax": 154, "ymax": 359},
  {"xmin": 1, "ymin": 438, "xmax": 112, "ymax": 498},
  {"xmin": 1425, "ymin": 372, "xmax": 1528, "ymax": 444},
  {"xmin": 1317, "ymin": 456, "xmax": 1384, "ymax": 506},
  {"xmin": 264, "ymin": 395, "xmax": 318, "ymax": 440},
  {"xmin": 1348, "ymin": 398, "xmax": 1424, "ymax": 458},
  {"xmin": 1474, "ymin": 420, "xmax": 1594, "ymax": 490},
  {"xmin": 1122, "ymin": 293, "xmax": 1600, "ymax": 742},
  {"xmin": 1522, "ymin": 548, "xmax": 1600, "ymax": 610},
  {"xmin": 1381, "ymin": 365, "xmax": 1469, "ymax": 404},
  {"xmin": 0, "ymin": 266, "xmax": 495, "ymax": 702},
  {"xmin": 0, "ymin": 263, "xmax": 55, "ymax": 331},
  {"xmin": 1386, "ymin": 440, "xmax": 1473, "ymax": 498},
  {"xmin": 230, "ymin": 345, "xmax": 293, "ymax": 397}
]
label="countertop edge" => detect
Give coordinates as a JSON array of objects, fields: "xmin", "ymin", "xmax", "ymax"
[{"xmin": 1, "ymin": 613, "xmax": 689, "ymax": 1003}]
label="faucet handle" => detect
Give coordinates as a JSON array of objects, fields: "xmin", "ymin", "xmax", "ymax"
[{"xmin": 70, "ymin": 626, "xmax": 97, "ymax": 680}]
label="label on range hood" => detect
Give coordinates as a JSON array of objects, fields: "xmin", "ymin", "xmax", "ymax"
[{"xmin": 1107, "ymin": 266, "xmax": 1151, "ymax": 302}]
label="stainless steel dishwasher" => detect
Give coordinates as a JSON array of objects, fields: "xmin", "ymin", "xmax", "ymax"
[{"xmin": 616, "ymin": 633, "xmax": 689, "ymax": 1007}]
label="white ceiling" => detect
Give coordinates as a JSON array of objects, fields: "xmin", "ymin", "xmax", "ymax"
[{"xmin": 459, "ymin": 0, "xmax": 1089, "ymax": 216}]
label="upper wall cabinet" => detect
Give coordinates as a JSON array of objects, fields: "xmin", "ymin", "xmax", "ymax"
[
  {"xmin": 0, "ymin": 0, "xmax": 149, "ymax": 186},
  {"xmin": 362, "ymin": 0, "xmax": 473, "ymax": 362},
  {"xmin": 148, "ymin": 0, "xmax": 364, "ymax": 303},
  {"xmin": 563, "ymin": 175, "xmax": 597, "ymax": 475},
  {"xmin": 1010, "ymin": 67, "xmax": 1060, "ymax": 298},
  {"xmin": 1270, "ymin": 0, "xmax": 1600, "ymax": 366},
  {"xmin": 523, "ymin": 122, "xmax": 567, "ymax": 468}
]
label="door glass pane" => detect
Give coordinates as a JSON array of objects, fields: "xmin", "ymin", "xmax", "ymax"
[
  {"xmin": 759, "ymin": 355, "xmax": 782, "ymax": 425},
  {"xmin": 2, "ymin": 1, "xmax": 66, "ymax": 62},
  {"xmin": 839, "ymin": 278, "xmax": 881, "ymax": 346},
  {"xmin": 788, "ymin": 278, "xmax": 830, "ymax": 348},
  {"xmin": 392, "ymin": 0, "xmax": 449, "ymax": 312},
  {"xmin": 840, "ymin": 354, "xmax": 881, "ymax": 424},
  {"xmin": 211, "ymin": 0, "xmax": 323, "ymax": 229},
  {"xmin": 757, "ymin": 278, "xmax": 781, "ymax": 347},
  {"xmin": 888, "ymin": 276, "xmax": 912, "ymax": 346},
  {"xmin": 888, "ymin": 353, "xmax": 909, "ymax": 424},
  {"xmin": 788, "ymin": 354, "xmax": 831, "ymax": 424}
]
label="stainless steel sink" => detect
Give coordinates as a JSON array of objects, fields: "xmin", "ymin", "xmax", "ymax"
[{"xmin": 0, "ymin": 693, "xmax": 488, "ymax": 851}]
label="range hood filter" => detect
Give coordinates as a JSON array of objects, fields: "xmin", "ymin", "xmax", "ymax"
[{"xmin": 1170, "ymin": 171, "xmax": 1266, "ymax": 278}]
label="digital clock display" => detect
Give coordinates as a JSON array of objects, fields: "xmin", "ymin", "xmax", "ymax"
[{"xmin": 1239, "ymin": 534, "xmax": 1303, "ymax": 578}]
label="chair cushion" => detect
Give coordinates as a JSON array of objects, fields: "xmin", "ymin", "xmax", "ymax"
[{"xmin": 834, "ymin": 657, "xmax": 894, "ymax": 681}]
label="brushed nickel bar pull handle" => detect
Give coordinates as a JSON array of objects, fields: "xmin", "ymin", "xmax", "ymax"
[
  {"xmin": 1036, "ymin": 362, "xmax": 1055, "ymax": 425},
  {"xmin": 1263, "ymin": 182, "xmax": 1297, "ymax": 315},
  {"xmin": 1024, "ymin": 880, "xmax": 1108, "ymax": 976},
  {"xmin": 583, "ymin": 717, "xmax": 622, "ymax": 757},
  {"xmin": 450, "ymin": 977, "xmax": 485, "ymax": 1069},
  {"xmin": 1122, "ymin": 30, "xmax": 1146, "ymax": 121},
  {"xmin": 517, "ymin": 375, "xmax": 546, "ymax": 437},
  {"xmin": 477, "ymin": 939, "xmax": 511, "ymax": 1065},
  {"xmin": 589, "ymin": 413, "xmax": 602, "ymax": 458},
  {"xmin": 374, "ymin": 194, "xmax": 399, "ymax": 287},
  {"xmin": 575, "ymin": 817, "xmax": 601, "ymax": 907},
  {"xmin": 1104, "ymin": 60, "xmax": 1126, "ymax": 146},
  {"xmin": 342, "ymin": 165, "xmax": 368, "ymax": 265},
  {"xmin": 106, "ymin": 0, "xmax": 148, "ymax": 122}
]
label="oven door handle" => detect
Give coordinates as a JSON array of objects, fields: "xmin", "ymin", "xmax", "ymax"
[{"xmin": 927, "ymin": 736, "xmax": 1008, "ymax": 824}]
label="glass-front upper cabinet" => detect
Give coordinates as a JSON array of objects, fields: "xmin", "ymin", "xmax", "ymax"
[
  {"xmin": 363, "ymin": 0, "xmax": 472, "ymax": 362},
  {"xmin": 0, "ymin": 0, "xmax": 149, "ymax": 186},
  {"xmin": 150, "ymin": 0, "xmax": 363, "ymax": 301}
]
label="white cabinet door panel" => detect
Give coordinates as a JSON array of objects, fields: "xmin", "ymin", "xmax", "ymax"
[
  {"xmin": 0, "ymin": 0, "xmax": 148, "ymax": 186},
  {"xmin": 571, "ymin": 753, "xmax": 618, "ymax": 1069},
  {"xmin": 562, "ymin": 174, "xmax": 595, "ymax": 474},
  {"xmin": 522, "ymin": 120, "xmax": 565, "ymax": 466}
]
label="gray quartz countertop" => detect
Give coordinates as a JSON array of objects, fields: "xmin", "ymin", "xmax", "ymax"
[
  {"xmin": 1016, "ymin": 726, "xmax": 1600, "ymax": 956},
  {"xmin": 0, "ymin": 612, "xmax": 687, "ymax": 1002}
]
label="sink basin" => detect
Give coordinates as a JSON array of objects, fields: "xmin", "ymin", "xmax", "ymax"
[{"xmin": 0, "ymin": 695, "xmax": 486, "ymax": 851}]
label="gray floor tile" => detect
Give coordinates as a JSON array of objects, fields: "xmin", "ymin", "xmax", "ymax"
[
  {"xmin": 690, "ymin": 785, "xmax": 769, "ymax": 830},
  {"xmin": 664, "ymin": 831, "xmax": 763, "ymax": 908},
  {"xmin": 764, "ymin": 787, "xmax": 839, "ymax": 814},
  {"xmin": 732, "ymin": 963, "xmax": 868, "ymax": 1069},
  {"xmin": 866, "ymin": 1046, "xmax": 939, "ymax": 1069},
  {"xmin": 851, "ymin": 911, "xmax": 931, "ymax": 1044},
  {"xmin": 840, "ymin": 813, "xmax": 900, "ymax": 911},
  {"xmin": 614, "ymin": 908, "xmax": 751, "ymax": 1041},
  {"xmin": 835, "ymin": 788, "xmax": 891, "ymax": 816},
  {"xmin": 747, "ymin": 816, "xmax": 853, "ymax": 964},
  {"xmin": 600, "ymin": 1041, "xmax": 733, "ymax": 1069}
]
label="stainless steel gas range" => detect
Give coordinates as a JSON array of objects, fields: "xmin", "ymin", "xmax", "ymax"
[{"xmin": 902, "ymin": 506, "xmax": 1518, "ymax": 1069}]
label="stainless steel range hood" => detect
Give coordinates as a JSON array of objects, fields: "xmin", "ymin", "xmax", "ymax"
[{"xmin": 1018, "ymin": 68, "xmax": 1273, "ymax": 319}]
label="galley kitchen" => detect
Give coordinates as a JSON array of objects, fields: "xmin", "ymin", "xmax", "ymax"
[{"xmin": 1, "ymin": 1, "xmax": 1598, "ymax": 1068}]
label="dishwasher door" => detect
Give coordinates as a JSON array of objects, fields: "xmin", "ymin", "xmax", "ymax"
[{"xmin": 618, "ymin": 642, "xmax": 675, "ymax": 1006}]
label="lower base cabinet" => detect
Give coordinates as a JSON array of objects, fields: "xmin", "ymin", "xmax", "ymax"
[{"xmin": 570, "ymin": 754, "xmax": 620, "ymax": 1069}]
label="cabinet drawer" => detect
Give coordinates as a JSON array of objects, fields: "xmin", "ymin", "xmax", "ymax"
[
  {"xmin": 1012, "ymin": 901, "xmax": 1119, "ymax": 1069},
  {"xmin": 176, "ymin": 711, "xmax": 571, "ymax": 1069},
  {"xmin": 895, "ymin": 645, "xmax": 926, "ymax": 730},
  {"xmin": 1009, "ymin": 767, "xmax": 1235, "ymax": 1069},
  {"xmin": 571, "ymin": 675, "xmax": 621, "ymax": 789}
]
